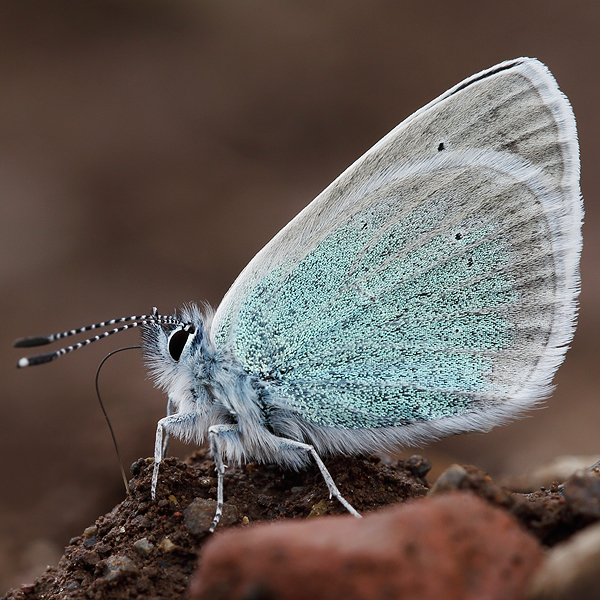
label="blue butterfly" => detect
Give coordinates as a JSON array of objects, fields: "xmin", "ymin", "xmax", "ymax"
[{"xmin": 16, "ymin": 57, "xmax": 583, "ymax": 531}]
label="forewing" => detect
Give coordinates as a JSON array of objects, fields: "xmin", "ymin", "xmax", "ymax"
[{"xmin": 211, "ymin": 58, "xmax": 582, "ymax": 435}]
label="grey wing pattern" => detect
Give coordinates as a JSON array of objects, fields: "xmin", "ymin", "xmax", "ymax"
[{"xmin": 210, "ymin": 58, "xmax": 582, "ymax": 445}]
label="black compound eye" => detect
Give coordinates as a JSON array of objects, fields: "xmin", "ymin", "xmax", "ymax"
[{"xmin": 168, "ymin": 327, "xmax": 195, "ymax": 361}]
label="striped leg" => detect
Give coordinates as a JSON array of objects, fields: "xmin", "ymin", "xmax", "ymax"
[
  {"xmin": 208, "ymin": 424, "xmax": 237, "ymax": 532},
  {"xmin": 207, "ymin": 425, "xmax": 361, "ymax": 532},
  {"xmin": 281, "ymin": 438, "xmax": 362, "ymax": 519},
  {"xmin": 161, "ymin": 395, "xmax": 177, "ymax": 458},
  {"xmin": 152, "ymin": 412, "xmax": 198, "ymax": 499}
]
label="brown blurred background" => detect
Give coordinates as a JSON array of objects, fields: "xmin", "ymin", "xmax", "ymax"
[{"xmin": 1, "ymin": 0, "xmax": 599, "ymax": 592}]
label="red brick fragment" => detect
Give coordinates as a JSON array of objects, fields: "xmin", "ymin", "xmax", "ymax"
[{"xmin": 189, "ymin": 491, "xmax": 543, "ymax": 600}]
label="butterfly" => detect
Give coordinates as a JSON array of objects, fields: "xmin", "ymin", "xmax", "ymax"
[{"xmin": 15, "ymin": 57, "xmax": 583, "ymax": 531}]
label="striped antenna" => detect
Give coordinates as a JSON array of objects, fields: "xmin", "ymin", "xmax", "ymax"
[{"xmin": 14, "ymin": 310, "xmax": 181, "ymax": 368}]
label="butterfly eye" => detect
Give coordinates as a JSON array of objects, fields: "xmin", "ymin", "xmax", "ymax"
[{"xmin": 168, "ymin": 327, "xmax": 195, "ymax": 362}]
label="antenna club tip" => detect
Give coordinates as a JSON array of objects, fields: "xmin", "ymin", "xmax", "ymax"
[
  {"xmin": 17, "ymin": 357, "xmax": 30, "ymax": 368},
  {"xmin": 14, "ymin": 335, "xmax": 54, "ymax": 348}
]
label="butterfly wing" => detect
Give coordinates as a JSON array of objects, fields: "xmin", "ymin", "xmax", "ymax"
[{"xmin": 211, "ymin": 58, "xmax": 582, "ymax": 450}]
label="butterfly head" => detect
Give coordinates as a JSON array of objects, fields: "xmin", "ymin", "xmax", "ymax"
[{"xmin": 141, "ymin": 304, "xmax": 212, "ymax": 394}]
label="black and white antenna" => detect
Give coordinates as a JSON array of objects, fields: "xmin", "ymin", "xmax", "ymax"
[{"xmin": 14, "ymin": 309, "xmax": 180, "ymax": 367}]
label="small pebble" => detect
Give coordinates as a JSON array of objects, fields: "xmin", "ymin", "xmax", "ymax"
[
  {"xmin": 78, "ymin": 550, "xmax": 100, "ymax": 566},
  {"xmin": 104, "ymin": 555, "xmax": 138, "ymax": 581},
  {"xmin": 562, "ymin": 470, "xmax": 600, "ymax": 520},
  {"xmin": 133, "ymin": 538, "xmax": 154, "ymax": 557},
  {"xmin": 158, "ymin": 537, "xmax": 177, "ymax": 553},
  {"xmin": 528, "ymin": 519, "xmax": 600, "ymax": 599},
  {"xmin": 406, "ymin": 455, "xmax": 433, "ymax": 479},
  {"xmin": 428, "ymin": 464, "xmax": 469, "ymax": 494},
  {"xmin": 183, "ymin": 498, "xmax": 238, "ymax": 534},
  {"xmin": 307, "ymin": 499, "xmax": 329, "ymax": 518},
  {"xmin": 83, "ymin": 526, "xmax": 98, "ymax": 538}
]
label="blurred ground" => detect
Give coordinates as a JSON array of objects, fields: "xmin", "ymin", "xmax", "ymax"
[
  {"xmin": 1, "ymin": 0, "xmax": 599, "ymax": 593},
  {"xmin": 4, "ymin": 453, "xmax": 598, "ymax": 600}
]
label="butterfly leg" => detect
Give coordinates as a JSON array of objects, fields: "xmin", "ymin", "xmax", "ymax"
[
  {"xmin": 161, "ymin": 395, "xmax": 177, "ymax": 458},
  {"xmin": 152, "ymin": 412, "xmax": 199, "ymax": 499},
  {"xmin": 207, "ymin": 425, "xmax": 362, "ymax": 531},
  {"xmin": 207, "ymin": 424, "xmax": 238, "ymax": 532},
  {"xmin": 281, "ymin": 438, "xmax": 362, "ymax": 519}
]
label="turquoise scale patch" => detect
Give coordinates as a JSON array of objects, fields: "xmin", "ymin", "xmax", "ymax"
[{"xmin": 217, "ymin": 197, "xmax": 516, "ymax": 429}]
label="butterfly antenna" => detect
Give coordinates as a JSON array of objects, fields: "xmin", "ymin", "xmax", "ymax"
[
  {"xmin": 95, "ymin": 346, "xmax": 142, "ymax": 496},
  {"xmin": 14, "ymin": 310, "xmax": 179, "ymax": 368}
]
